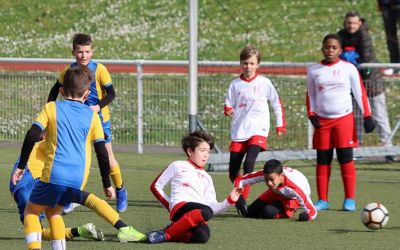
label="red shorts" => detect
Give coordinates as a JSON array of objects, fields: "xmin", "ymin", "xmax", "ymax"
[
  {"xmin": 313, "ymin": 113, "xmax": 358, "ymax": 150},
  {"xmin": 230, "ymin": 135, "xmax": 267, "ymax": 153},
  {"xmin": 259, "ymin": 189, "xmax": 300, "ymax": 218}
]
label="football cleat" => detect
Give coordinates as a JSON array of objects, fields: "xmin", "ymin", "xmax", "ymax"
[
  {"xmin": 235, "ymin": 195, "xmax": 248, "ymax": 216},
  {"xmin": 78, "ymin": 223, "xmax": 104, "ymax": 241},
  {"xmin": 147, "ymin": 230, "xmax": 167, "ymax": 244},
  {"xmin": 343, "ymin": 198, "xmax": 356, "ymax": 211},
  {"xmin": 116, "ymin": 187, "xmax": 128, "ymax": 213},
  {"xmin": 314, "ymin": 200, "xmax": 330, "ymax": 211},
  {"xmin": 61, "ymin": 203, "xmax": 80, "ymax": 215},
  {"xmin": 117, "ymin": 226, "xmax": 146, "ymax": 242}
]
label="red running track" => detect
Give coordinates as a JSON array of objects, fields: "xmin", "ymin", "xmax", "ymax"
[{"xmin": 0, "ymin": 62, "xmax": 307, "ymax": 75}]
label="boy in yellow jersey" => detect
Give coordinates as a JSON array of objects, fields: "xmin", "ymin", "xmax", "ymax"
[
  {"xmin": 48, "ymin": 33, "xmax": 128, "ymax": 213},
  {"xmin": 10, "ymin": 139, "xmax": 145, "ymax": 244},
  {"xmin": 12, "ymin": 66, "xmax": 145, "ymax": 250},
  {"xmin": 9, "ymin": 140, "xmax": 103, "ymax": 241}
]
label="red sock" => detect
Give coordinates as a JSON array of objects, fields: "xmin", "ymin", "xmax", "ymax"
[
  {"xmin": 242, "ymin": 185, "xmax": 251, "ymax": 200},
  {"xmin": 340, "ymin": 161, "xmax": 356, "ymax": 199},
  {"xmin": 316, "ymin": 164, "xmax": 331, "ymax": 201},
  {"xmin": 165, "ymin": 209, "xmax": 204, "ymax": 241}
]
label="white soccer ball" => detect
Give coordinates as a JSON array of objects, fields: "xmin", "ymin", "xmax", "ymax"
[{"xmin": 360, "ymin": 203, "xmax": 389, "ymax": 230}]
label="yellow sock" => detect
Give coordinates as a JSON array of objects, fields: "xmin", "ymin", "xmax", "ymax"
[
  {"xmin": 65, "ymin": 228, "xmax": 73, "ymax": 240},
  {"xmin": 48, "ymin": 215, "xmax": 65, "ymax": 240},
  {"xmin": 85, "ymin": 193, "xmax": 120, "ymax": 225},
  {"xmin": 24, "ymin": 214, "xmax": 42, "ymax": 250},
  {"xmin": 42, "ymin": 228, "xmax": 51, "ymax": 241},
  {"xmin": 110, "ymin": 165, "xmax": 123, "ymax": 188},
  {"xmin": 42, "ymin": 227, "xmax": 73, "ymax": 241}
]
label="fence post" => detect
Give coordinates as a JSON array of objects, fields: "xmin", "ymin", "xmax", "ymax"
[{"xmin": 137, "ymin": 62, "xmax": 144, "ymax": 154}]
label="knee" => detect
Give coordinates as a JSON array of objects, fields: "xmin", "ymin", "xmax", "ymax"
[
  {"xmin": 317, "ymin": 150, "xmax": 333, "ymax": 165},
  {"xmin": 336, "ymin": 148, "xmax": 353, "ymax": 164},
  {"xmin": 260, "ymin": 205, "xmax": 279, "ymax": 219},
  {"xmin": 190, "ymin": 224, "xmax": 210, "ymax": 243},
  {"xmin": 80, "ymin": 191, "xmax": 90, "ymax": 205},
  {"xmin": 243, "ymin": 160, "xmax": 255, "ymax": 173},
  {"xmin": 200, "ymin": 206, "xmax": 213, "ymax": 221}
]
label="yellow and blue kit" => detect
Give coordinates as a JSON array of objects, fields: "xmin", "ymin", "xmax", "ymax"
[
  {"xmin": 48, "ymin": 61, "xmax": 115, "ymax": 142},
  {"xmin": 49, "ymin": 61, "xmax": 114, "ymax": 121},
  {"xmin": 16, "ymin": 100, "xmax": 111, "ymax": 206}
]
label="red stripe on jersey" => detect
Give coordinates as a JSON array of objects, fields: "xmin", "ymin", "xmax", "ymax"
[
  {"xmin": 240, "ymin": 73, "xmax": 258, "ymax": 82},
  {"xmin": 276, "ymin": 99, "xmax": 286, "ymax": 133},
  {"xmin": 150, "ymin": 168, "xmax": 170, "ymax": 210},
  {"xmin": 281, "ymin": 177, "xmax": 317, "ymax": 219},
  {"xmin": 306, "ymin": 91, "xmax": 316, "ymax": 117},
  {"xmin": 358, "ymin": 76, "xmax": 372, "ymax": 117},
  {"xmin": 239, "ymin": 170, "xmax": 265, "ymax": 187}
]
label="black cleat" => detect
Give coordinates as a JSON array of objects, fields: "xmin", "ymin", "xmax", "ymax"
[
  {"xmin": 235, "ymin": 195, "xmax": 248, "ymax": 216},
  {"xmin": 385, "ymin": 155, "xmax": 396, "ymax": 163}
]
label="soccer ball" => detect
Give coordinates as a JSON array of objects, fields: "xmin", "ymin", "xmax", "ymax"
[{"xmin": 360, "ymin": 203, "xmax": 389, "ymax": 230}]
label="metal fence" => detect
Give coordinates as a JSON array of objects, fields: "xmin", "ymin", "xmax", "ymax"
[{"xmin": 1, "ymin": 59, "xmax": 400, "ymax": 158}]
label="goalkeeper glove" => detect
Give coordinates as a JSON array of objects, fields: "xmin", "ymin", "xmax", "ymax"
[
  {"xmin": 364, "ymin": 116, "xmax": 376, "ymax": 133},
  {"xmin": 298, "ymin": 212, "xmax": 310, "ymax": 222},
  {"xmin": 309, "ymin": 115, "xmax": 320, "ymax": 128}
]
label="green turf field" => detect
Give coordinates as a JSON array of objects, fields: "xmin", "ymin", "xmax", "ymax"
[{"xmin": 1, "ymin": 147, "xmax": 399, "ymax": 249}]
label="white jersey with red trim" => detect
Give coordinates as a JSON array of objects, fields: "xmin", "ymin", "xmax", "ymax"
[
  {"xmin": 150, "ymin": 160, "xmax": 231, "ymax": 215},
  {"xmin": 306, "ymin": 59, "xmax": 371, "ymax": 119},
  {"xmin": 236, "ymin": 167, "xmax": 317, "ymax": 220},
  {"xmin": 224, "ymin": 74, "xmax": 285, "ymax": 141}
]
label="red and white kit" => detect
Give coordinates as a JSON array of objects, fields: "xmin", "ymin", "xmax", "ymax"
[
  {"xmin": 150, "ymin": 160, "xmax": 233, "ymax": 215},
  {"xmin": 235, "ymin": 167, "xmax": 317, "ymax": 220},
  {"xmin": 224, "ymin": 74, "xmax": 285, "ymax": 141},
  {"xmin": 306, "ymin": 59, "xmax": 371, "ymax": 119}
]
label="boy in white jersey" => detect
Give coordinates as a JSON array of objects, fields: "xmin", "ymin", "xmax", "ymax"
[
  {"xmin": 148, "ymin": 131, "xmax": 243, "ymax": 244},
  {"xmin": 306, "ymin": 34, "xmax": 375, "ymax": 212},
  {"xmin": 234, "ymin": 159, "xmax": 317, "ymax": 221},
  {"xmin": 224, "ymin": 45, "xmax": 286, "ymax": 215}
]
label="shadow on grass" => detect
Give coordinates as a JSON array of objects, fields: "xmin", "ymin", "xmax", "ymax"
[
  {"xmin": 329, "ymin": 229, "xmax": 375, "ymax": 233},
  {"xmin": 0, "ymin": 208, "xmax": 18, "ymax": 213},
  {"xmin": 71, "ymin": 200, "xmax": 162, "ymax": 212},
  {"xmin": 126, "ymin": 200, "xmax": 162, "ymax": 208},
  {"xmin": 329, "ymin": 226, "xmax": 400, "ymax": 233},
  {"xmin": 0, "ymin": 237, "xmax": 24, "ymax": 241},
  {"xmin": 103, "ymin": 234, "xmax": 148, "ymax": 243}
]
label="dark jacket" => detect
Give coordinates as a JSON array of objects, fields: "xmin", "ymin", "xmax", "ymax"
[{"xmin": 338, "ymin": 21, "xmax": 385, "ymax": 97}]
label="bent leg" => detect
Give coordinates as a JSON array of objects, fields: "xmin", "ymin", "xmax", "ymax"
[{"xmin": 166, "ymin": 203, "xmax": 213, "ymax": 242}]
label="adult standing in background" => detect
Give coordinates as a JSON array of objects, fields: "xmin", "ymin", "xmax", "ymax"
[
  {"xmin": 378, "ymin": 0, "xmax": 400, "ymax": 75},
  {"xmin": 338, "ymin": 11, "xmax": 396, "ymax": 162}
]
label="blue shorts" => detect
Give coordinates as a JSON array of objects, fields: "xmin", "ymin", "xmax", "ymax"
[
  {"xmin": 13, "ymin": 178, "xmax": 39, "ymax": 223},
  {"xmin": 102, "ymin": 120, "xmax": 112, "ymax": 143},
  {"xmin": 30, "ymin": 181, "xmax": 83, "ymax": 208}
]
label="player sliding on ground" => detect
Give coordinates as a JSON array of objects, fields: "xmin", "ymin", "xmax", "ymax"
[
  {"xmin": 234, "ymin": 159, "xmax": 317, "ymax": 221},
  {"xmin": 148, "ymin": 131, "xmax": 243, "ymax": 244}
]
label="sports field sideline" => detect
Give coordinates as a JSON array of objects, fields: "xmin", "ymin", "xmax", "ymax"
[{"xmin": 1, "ymin": 146, "xmax": 399, "ymax": 249}]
